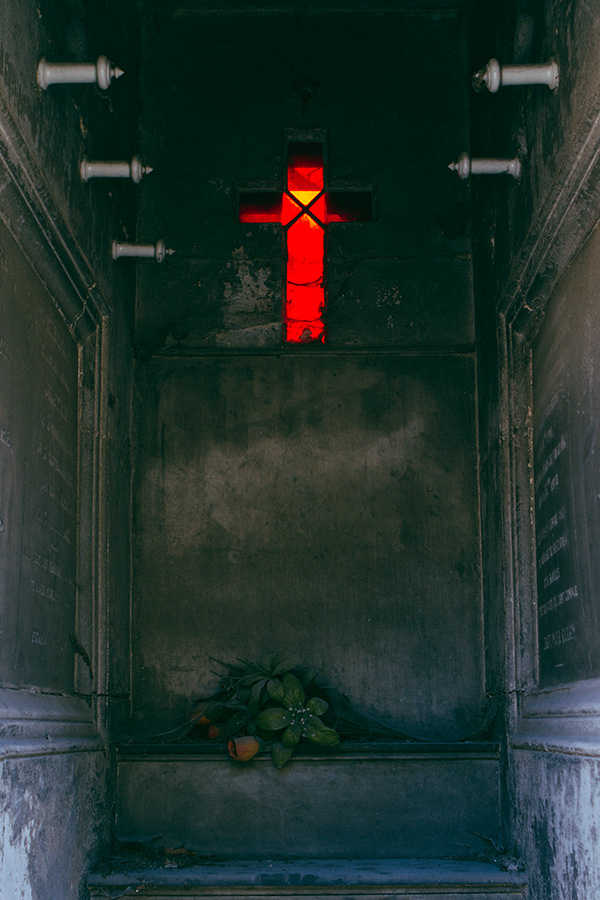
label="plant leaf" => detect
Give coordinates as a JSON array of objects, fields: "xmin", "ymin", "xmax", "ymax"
[
  {"xmin": 304, "ymin": 717, "xmax": 340, "ymax": 747},
  {"xmin": 282, "ymin": 673, "xmax": 305, "ymax": 708},
  {"xmin": 266, "ymin": 679, "xmax": 285, "ymax": 702},
  {"xmin": 248, "ymin": 678, "xmax": 268, "ymax": 715},
  {"xmin": 307, "ymin": 697, "xmax": 328, "ymax": 716},
  {"xmin": 282, "ymin": 724, "xmax": 302, "ymax": 747},
  {"xmin": 271, "ymin": 742, "xmax": 294, "ymax": 768},
  {"xmin": 238, "ymin": 673, "xmax": 266, "ymax": 688},
  {"xmin": 256, "ymin": 707, "xmax": 293, "ymax": 731},
  {"xmin": 219, "ymin": 710, "xmax": 252, "ymax": 741},
  {"xmin": 272, "ymin": 655, "xmax": 302, "ymax": 676}
]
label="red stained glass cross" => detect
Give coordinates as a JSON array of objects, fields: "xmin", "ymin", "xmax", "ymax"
[{"xmin": 239, "ymin": 141, "xmax": 372, "ymax": 344}]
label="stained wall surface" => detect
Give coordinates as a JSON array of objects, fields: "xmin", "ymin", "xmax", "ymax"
[
  {"xmin": 0, "ymin": 222, "xmax": 78, "ymax": 692},
  {"xmin": 132, "ymin": 353, "xmax": 484, "ymax": 741},
  {"xmin": 129, "ymin": 5, "xmax": 483, "ymax": 743}
]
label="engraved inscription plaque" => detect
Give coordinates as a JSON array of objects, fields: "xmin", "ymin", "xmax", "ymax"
[
  {"xmin": 533, "ymin": 392, "xmax": 583, "ymax": 683},
  {"xmin": 532, "ymin": 263, "xmax": 600, "ymax": 686},
  {"xmin": 0, "ymin": 221, "xmax": 78, "ymax": 692}
]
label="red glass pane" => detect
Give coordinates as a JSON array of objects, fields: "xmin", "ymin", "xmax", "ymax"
[
  {"xmin": 285, "ymin": 320, "xmax": 326, "ymax": 343},
  {"xmin": 238, "ymin": 140, "xmax": 371, "ymax": 345},
  {"xmin": 285, "ymin": 213, "xmax": 325, "ymax": 344},
  {"xmin": 308, "ymin": 195, "xmax": 325, "ymax": 224},
  {"xmin": 287, "ymin": 142, "xmax": 324, "ymax": 204}
]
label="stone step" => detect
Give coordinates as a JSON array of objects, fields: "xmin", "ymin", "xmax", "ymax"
[
  {"xmin": 115, "ymin": 742, "xmax": 501, "ymax": 859},
  {"xmin": 88, "ymin": 858, "xmax": 527, "ymax": 900}
]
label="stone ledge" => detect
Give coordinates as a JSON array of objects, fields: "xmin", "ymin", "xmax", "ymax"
[
  {"xmin": 88, "ymin": 859, "xmax": 527, "ymax": 899},
  {"xmin": 116, "ymin": 741, "xmax": 501, "ymax": 762}
]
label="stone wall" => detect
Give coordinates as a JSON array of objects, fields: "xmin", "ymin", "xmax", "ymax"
[
  {"xmin": 469, "ymin": 1, "xmax": 600, "ymax": 896},
  {"xmin": 132, "ymin": 352, "xmax": 485, "ymax": 741},
  {"xmin": 0, "ymin": 1, "xmax": 139, "ymax": 896}
]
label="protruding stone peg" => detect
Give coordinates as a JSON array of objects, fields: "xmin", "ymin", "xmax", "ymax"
[
  {"xmin": 37, "ymin": 55, "xmax": 124, "ymax": 90},
  {"xmin": 448, "ymin": 152, "xmax": 521, "ymax": 180},
  {"xmin": 111, "ymin": 239, "xmax": 174, "ymax": 263},
  {"xmin": 472, "ymin": 59, "xmax": 559, "ymax": 93},
  {"xmin": 81, "ymin": 156, "xmax": 153, "ymax": 183}
]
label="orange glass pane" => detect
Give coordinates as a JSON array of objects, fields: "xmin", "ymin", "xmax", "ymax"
[
  {"xmin": 281, "ymin": 193, "xmax": 302, "ymax": 226},
  {"xmin": 285, "ymin": 213, "xmax": 325, "ymax": 343}
]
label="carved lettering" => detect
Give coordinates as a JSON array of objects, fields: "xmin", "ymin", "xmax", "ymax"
[
  {"xmin": 41, "ymin": 344, "xmax": 72, "ymax": 397},
  {"xmin": 41, "ymin": 479, "xmax": 72, "ymax": 514},
  {"xmin": 37, "ymin": 509, "xmax": 72, "ymax": 544},
  {"xmin": 37, "ymin": 442, "xmax": 74, "ymax": 488},
  {"xmin": 543, "ymin": 566, "xmax": 560, "ymax": 589},
  {"xmin": 534, "ymin": 434, "xmax": 567, "ymax": 492},
  {"xmin": 23, "ymin": 549, "xmax": 65, "ymax": 581},
  {"xmin": 29, "ymin": 579, "xmax": 59, "ymax": 602},
  {"xmin": 40, "ymin": 413, "xmax": 74, "ymax": 461},
  {"xmin": 537, "ymin": 473, "xmax": 560, "ymax": 510},
  {"xmin": 44, "ymin": 387, "xmax": 68, "ymax": 422},
  {"xmin": 538, "ymin": 532, "xmax": 568, "ymax": 569},
  {"xmin": 536, "ymin": 507, "xmax": 566, "ymax": 548},
  {"xmin": 538, "ymin": 584, "xmax": 580, "ymax": 617},
  {"xmin": 45, "ymin": 316, "xmax": 72, "ymax": 364},
  {"xmin": 543, "ymin": 624, "xmax": 577, "ymax": 651}
]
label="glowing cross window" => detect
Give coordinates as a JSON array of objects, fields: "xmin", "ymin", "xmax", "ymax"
[{"xmin": 239, "ymin": 140, "xmax": 372, "ymax": 344}]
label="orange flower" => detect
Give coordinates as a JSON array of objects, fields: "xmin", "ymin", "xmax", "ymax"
[
  {"xmin": 208, "ymin": 725, "xmax": 222, "ymax": 739},
  {"xmin": 191, "ymin": 704, "xmax": 211, "ymax": 725},
  {"xmin": 228, "ymin": 736, "xmax": 260, "ymax": 762}
]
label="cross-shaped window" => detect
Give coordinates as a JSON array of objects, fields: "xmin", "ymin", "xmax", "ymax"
[{"xmin": 239, "ymin": 139, "xmax": 372, "ymax": 344}]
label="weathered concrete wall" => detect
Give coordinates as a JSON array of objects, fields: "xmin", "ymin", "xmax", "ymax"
[
  {"xmin": 0, "ymin": 753, "xmax": 108, "ymax": 900},
  {"xmin": 469, "ymin": 1, "xmax": 600, "ymax": 896},
  {"xmin": 509, "ymin": 751, "xmax": 600, "ymax": 899},
  {"xmin": 0, "ymin": 0, "xmax": 140, "ymax": 896},
  {"xmin": 132, "ymin": 353, "xmax": 485, "ymax": 741}
]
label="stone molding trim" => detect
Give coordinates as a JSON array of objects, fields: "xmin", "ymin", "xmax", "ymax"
[
  {"xmin": 0, "ymin": 688, "xmax": 104, "ymax": 760},
  {"xmin": 500, "ymin": 81, "xmax": 600, "ymax": 339},
  {"xmin": 0, "ymin": 89, "xmax": 107, "ymax": 342},
  {"xmin": 512, "ymin": 678, "xmax": 600, "ymax": 756}
]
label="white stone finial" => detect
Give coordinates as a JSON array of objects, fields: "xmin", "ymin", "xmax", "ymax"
[
  {"xmin": 37, "ymin": 55, "xmax": 124, "ymax": 90},
  {"xmin": 472, "ymin": 58, "xmax": 559, "ymax": 93},
  {"xmin": 448, "ymin": 152, "xmax": 521, "ymax": 180},
  {"xmin": 111, "ymin": 239, "xmax": 175, "ymax": 263},
  {"xmin": 80, "ymin": 156, "xmax": 153, "ymax": 183}
]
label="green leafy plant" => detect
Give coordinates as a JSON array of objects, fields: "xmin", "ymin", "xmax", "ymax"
[
  {"xmin": 190, "ymin": 655, "xmax": 340, "ymax": 767},
  {"xmin": 187, "ymin": 653, "xmax": 419, "ymax": 767}
]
